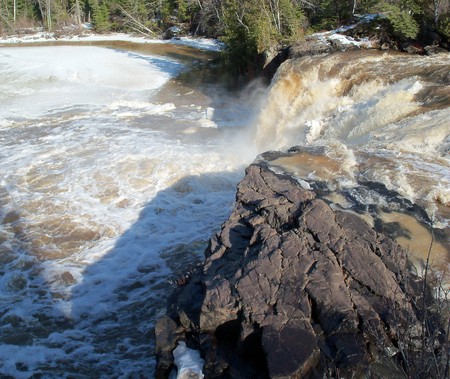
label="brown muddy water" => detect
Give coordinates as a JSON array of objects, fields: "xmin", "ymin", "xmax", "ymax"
[{"xmin": 0, "ymin": 43, "xmax": 449, "ymax": 377}]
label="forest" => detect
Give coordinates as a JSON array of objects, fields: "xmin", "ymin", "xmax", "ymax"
[{"xmin": 1, "ymin": 0, "xmax": 449, "ymax": 72}]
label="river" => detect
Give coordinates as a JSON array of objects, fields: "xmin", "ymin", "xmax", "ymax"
[
  {"xmin": 258, "ymin": 50, "xmax": 450, "ymax": 274},
  {"xmin": 0, "ymin": 41, "xmax": 449, "ymax": 378}
]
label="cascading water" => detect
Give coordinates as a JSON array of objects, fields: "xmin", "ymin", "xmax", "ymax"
[
  {"xmin": 256, "ymin": 50, "xmax": 449, "ymax": 275},
  {"xmin": 0, "ymin": 42, "xmax": 258, "ymax": 378},
  {"xmin": 0, "ymin": 41, "xmax": 449, "ymax": 378}
]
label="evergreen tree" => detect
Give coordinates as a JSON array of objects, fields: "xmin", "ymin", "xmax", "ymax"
[
  {"xmin": 1, "ymin": 0, "xmax": 448, "ymax": 65},
  {"xmin": 375, "ymin": 0, "xmax": 420, "ymax": 39},
  {"xmin": 91, "ymin": 0, "xmax": 111, "ymax": 31},
  {"xmin": 438, "ymin": 14, "xmax": 450, "ymax": 39},
  {"xmin": 176, "ymin": 0, "xmax": 187, "ymax": 21},
  {"xmin": 222, "ymin": 0, "xmax": 305, "ymax": 75}
]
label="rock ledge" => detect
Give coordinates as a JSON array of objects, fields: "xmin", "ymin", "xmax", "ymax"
[{"xmin": 155, "ymin": 163, "xmax": 435, "ymax": 378}]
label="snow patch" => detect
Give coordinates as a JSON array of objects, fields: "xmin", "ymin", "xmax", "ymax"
[
  {"xmin": 313, "ymin": 13, "xmax": 385, "ymax": 48},
  {"xmin": 173, "ymin": 341, "xmax": 204, "ymax": 379},
  {"xmin": 0, "ymin": 30, "xmax": 223, "ymax": 51}
]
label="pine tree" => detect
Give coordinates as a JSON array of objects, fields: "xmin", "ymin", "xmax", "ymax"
[
  {"xmin": 375, "ymin": 1, "xmax": 420, "ymax": 39},
  {"xmin": 91, "ymin": 0, "xmax": 111, "ymax": 31},
  {"xmin": 221, "ymin": 0, "xmax": 305, "ymax": 75}
]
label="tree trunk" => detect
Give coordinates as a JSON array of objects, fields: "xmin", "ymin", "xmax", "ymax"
[
  {"xmin": 36, "ymin": 0, "xmax": 46, "ymax": 25},
  {"xmin": 75, "ymin": 0, "xmax": 82, "ymax": 26},
  {"xmin": 46, "ymin": 0, "xmax": 51, "ymax": 30}
]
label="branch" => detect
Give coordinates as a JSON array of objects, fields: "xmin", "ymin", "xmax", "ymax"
[
  {"xmin": 118, "ymin": 5, "xmax": 158, "ymax": 36},
  {"xmin": 235, "ymin": 11, "xmax": 249, "ymax": 33},
  {"xmin": 0, "ymin": 13, "xmax": 14, "ymax": 31},
  {"xmin": 293, "ymin": 0, "xmax": 317, "ymax": 11}
]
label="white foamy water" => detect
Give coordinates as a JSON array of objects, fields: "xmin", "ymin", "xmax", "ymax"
[
  {"xmin": 0, "ymin": 43, "xmax": 257, "ymax": 378},
  {"xmin": 258, "ymin": 51, "xmax": 450, "ymax": 214},
  {"xmin": 1, "ymin": 43, "xmax": 449, "ymax": 377},
  {"xmin": 258, "ymin": 50, "xmax": 450, "ymax": 275}
]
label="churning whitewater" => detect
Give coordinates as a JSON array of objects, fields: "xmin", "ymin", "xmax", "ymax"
[
  {"xmin": 258, "ymin": 50, "xmax": 450, "ymax": 272},
  {"xmin": 0, "ymin": 43, "xmax": 257, "ymax": 378},
  {"xmin": 0, "ymin": 43, "xmax": 449, "ymax": 378}
]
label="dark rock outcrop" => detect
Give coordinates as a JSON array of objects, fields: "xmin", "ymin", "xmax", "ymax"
[
  {"xmin": 155, "ymin": 163, "xmax": 432, "ymax": 378},
  {"xmin": 288, "ymin": 36, "xmax": 335, "ymax": 59}
]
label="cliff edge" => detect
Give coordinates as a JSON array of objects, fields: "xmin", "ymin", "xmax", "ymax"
[{"xmin": 154, "ymin": 161, "xmax": 444, "ymax": 378}]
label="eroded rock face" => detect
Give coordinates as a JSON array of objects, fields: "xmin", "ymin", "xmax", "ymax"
[{"xmin": 155, "ymin": 163, "xmax": 425, "ymax": 378}]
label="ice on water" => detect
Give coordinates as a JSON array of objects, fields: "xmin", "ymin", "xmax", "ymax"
[
  {"xmin": 0, "ymin": 46, "xmax": 183, "ymax": 120},
  {"xmin": 172, "ymin": 341, "xmax": 204, "ymax": 379}
]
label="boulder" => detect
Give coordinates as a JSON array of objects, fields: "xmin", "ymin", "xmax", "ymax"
[
  {"xmin": 424, "ymin": 44, "xmax": 448, "ymax": 55},
  {"xmin": 288, "ymin": 37, "xmax": 334, "ymax": 59},
  {"xmin": 402, "ymin": 41, "xmax": 425, "ymax": 54},
  {"xmin": 155, "ymin": 162, "xmax": 435, "ymax": 378}
]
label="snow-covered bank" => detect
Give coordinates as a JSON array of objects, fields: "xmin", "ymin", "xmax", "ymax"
[
  {"xmin": 0, "ymin": 15, "xmax": 382, "ymax": 53},
  {"xmin": 313, "ymin": 14, "xmax": 386, "ymax": 49},
  {"xmin": 0, "ymin": 30, "xmax": 224, "ymax": 51}
]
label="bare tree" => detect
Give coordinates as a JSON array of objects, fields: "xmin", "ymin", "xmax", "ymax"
[
  {"xmin": 433, "ymin": 0, "xmax": 450, "ymax": 27},
  {"xmin": 118, "ymin": 4, "xmax": 158, "ymax": 36},
  {"xmin": 72, "ymin": 0, "xmax": 82, "ymax": 26},
  {"xmin": 46, "ymin": 0, "xmax": 51, "ymax": 30},
  {"xmin": 195, "ymin": 0, "xmax": 224, "ymax": 36},
  {"xmin": 292, "ymin": 0, "xmax": 317, "ymax": 11}
]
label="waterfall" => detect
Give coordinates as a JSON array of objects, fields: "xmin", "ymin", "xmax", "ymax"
[{"xmin": 255, "ymin": 49, "xmax": 449, "ymax": 274}]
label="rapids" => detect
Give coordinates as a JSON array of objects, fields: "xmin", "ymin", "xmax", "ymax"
[
  {"xmin": 0, "ymin": 42, "xmax": 449, "ymax": 378},
  {"xmin": 0, "ymin": 42, "xmax": 258, "ymax": 378},
  {"xmin": 258, "ymin": 50, "xmax": 450, "ymax": 276}
]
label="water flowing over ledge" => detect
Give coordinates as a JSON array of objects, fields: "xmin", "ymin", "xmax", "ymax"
[
  {"xmin": 257, "ymin": 51, "xmax": 450, "ymax": 230},
  {"xmin": 155, "ymin": 161, "xmax": 448, "ymax": 378},
  {"xmin": 155, "ymin": 49, "xmax": 450, "ymax": 378},
  {"xmin": 0, "ymin": 41, "xmax": 448, "ymax": 377}
]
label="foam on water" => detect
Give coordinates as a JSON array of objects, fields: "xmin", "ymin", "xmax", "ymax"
[
  {"xmin": 0, "ymin": 43, "xmax": 256, "ymax": 377},
  {"xmin": 1, "ymin": 43, "xmax": 449, "ymax": 376},
  {"xmin": 258, "ymin": 51, "xmax": 450, "ymax": 282},
  {"xmin": 256, "ymin": 51, "xmax": 450, "ymax": 223}
]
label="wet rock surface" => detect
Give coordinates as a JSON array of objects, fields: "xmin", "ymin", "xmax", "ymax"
[{"xmin": 155, "ymin": 162, "xmax": 431, "ymax": 378}]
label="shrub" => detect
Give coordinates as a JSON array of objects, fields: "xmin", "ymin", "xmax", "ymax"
[
  {"xmin": 438, "ymin": 13, "xmax": 450, "ymax": 41},
  {"xmin": 221, "ymin": 0, "xmax": 305, "ymax": 76},
  {"xmin": 377, "ymin": 1, "xmax": 420, "ymax": 39}
]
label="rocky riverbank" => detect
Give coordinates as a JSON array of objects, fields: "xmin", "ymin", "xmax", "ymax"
[
  {"xmin": 260, "ymin": 14, "xmax": 448, "ymax": 80},
  {"xmin": 154, "ymin": 154, "xmax": 447, "ymax": 378}
]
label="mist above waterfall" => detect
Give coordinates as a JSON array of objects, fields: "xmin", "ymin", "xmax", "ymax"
[{"xmin": 0, "ymin": 42, "xmax": 448, "ymax": 377}]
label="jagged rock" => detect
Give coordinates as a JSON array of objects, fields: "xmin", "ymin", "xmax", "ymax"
[
  {"xmin": 261, "ymin": 47, "xmax": 290, "ymax": 81},
  {"xmin": 154, "ymin": 316, "xmax": 180, "ymax": 377},
  {"xmin": 155, "ymin": 163, "xmax": 431, "ymax": 378}
]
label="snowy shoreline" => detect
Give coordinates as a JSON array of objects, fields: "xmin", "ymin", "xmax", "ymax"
[
  {"xmin": 0, "ymin": 16, "xmax": 377, "ymax": 52},
  {"xmin": 0, "ymin": 30, "xmax": 224, "ymax": 51}
]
